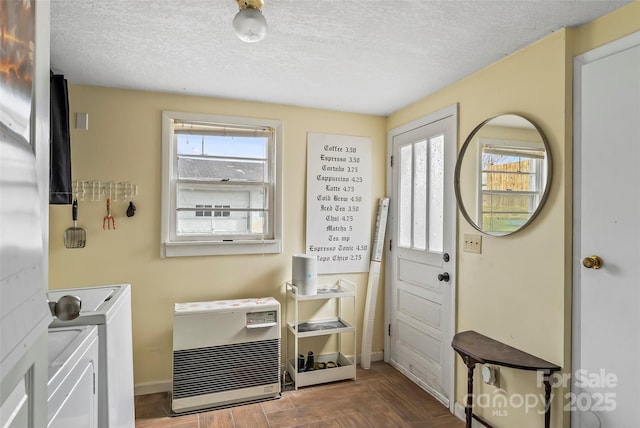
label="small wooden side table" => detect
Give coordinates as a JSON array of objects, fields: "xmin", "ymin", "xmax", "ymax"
[{"xmin": 451, "ymin": 330, "xmax": 562, "ymax": 428}]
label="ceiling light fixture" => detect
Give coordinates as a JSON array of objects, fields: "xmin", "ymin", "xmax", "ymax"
[{"xmin": 232, "ymin": 0, "xmax": 267, "ymax": 43}]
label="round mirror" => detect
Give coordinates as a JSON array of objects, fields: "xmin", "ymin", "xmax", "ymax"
[{"xmin": 454, "ymin": 114, "xmax": 552, "ymax": 236}]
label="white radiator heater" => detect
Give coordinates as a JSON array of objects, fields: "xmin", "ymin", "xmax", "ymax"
[{"xmin": 171, "ymin": 297, "xmax": 281, "ymax": 413}]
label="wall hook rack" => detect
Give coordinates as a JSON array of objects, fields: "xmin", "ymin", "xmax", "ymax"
[{"xmin": 72, "ymin": 180, "xmax": 138, "ymax": 202}]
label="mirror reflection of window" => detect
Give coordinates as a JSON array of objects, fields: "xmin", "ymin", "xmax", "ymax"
[
  {"xmin": 478, "ymin": 139, "xmax": 546, "ymax": 233},
  {"xmin": 454, "ymin": 114, "xmax": 552, "ymax": 236}
]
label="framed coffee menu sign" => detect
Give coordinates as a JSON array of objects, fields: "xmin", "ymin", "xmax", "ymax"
[{"xmin": 306, "ymin": 132, "xmax": 372, "ymax": 274}]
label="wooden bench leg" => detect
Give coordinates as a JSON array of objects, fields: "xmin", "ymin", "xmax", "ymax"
[
  {"xmin": 543, "ymin": 371, "xmax": 552, "ymax": 428},
  {"xmin": 465, "ymin": 360, "xmax": 475, "ymax": 428}
]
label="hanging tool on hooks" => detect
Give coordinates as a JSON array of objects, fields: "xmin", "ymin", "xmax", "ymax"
[
  {"xmin": 103, "ymin": 198, "xmax": 116, "ymax": 230},
  {"xmin": 126, "ymin": 201, "xmax": 136, "ymax": 217}
]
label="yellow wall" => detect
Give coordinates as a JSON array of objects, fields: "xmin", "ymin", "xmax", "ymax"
[
  {"xmin": 387, "ymin": 2, "xmax": 638, "ymax": 427},
  {"xmin": 572, "ymin": 1, "xmax": 640, "ymax": 56},
  {"xmin": 48, "ymin": 87, "xmax": 387, "ymax": 388}
]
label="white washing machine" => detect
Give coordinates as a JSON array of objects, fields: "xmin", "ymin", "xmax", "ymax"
[
  {"xmin": 48, "ymin": 284, "xmax": 134, "ymax": 428},
  {"xmin": 48, "ymin": 326, "xmax": 99, "ymax": 428}
]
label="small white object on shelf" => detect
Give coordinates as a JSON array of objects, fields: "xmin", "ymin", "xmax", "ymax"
[{"xmin": 292, "ymin": 254, "xmax": 318, "ymax": 295}]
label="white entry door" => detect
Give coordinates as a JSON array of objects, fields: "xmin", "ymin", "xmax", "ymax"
[
  {"xmin": 385, "ymin": 106, "xmax": 457, "ymax": 407},
  {"xmin": 573, "ymin": 32, "xmax": 640, "ymax": 428}
]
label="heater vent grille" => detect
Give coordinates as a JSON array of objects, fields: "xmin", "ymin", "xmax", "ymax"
[{"xmin": 172, "ymin": 338, "xmax": 280, "ymax": 399}]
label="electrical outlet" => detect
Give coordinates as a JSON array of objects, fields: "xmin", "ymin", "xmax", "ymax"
[
  {"xmin": 482, "ymin": 365, "xmax": 499, "ymax": 386},
  {"xmin": 463, "ymin": 234, "xmax": 482, "ymax": 254}
]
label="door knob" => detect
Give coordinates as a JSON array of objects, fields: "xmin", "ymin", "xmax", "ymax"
[
  {"xmin": 438, "ymin": 272, "xmax": 450, "ymax": 282},
  {"xmin": 582, "ymin": 255, "xmax": 603, "ymax": 269}
]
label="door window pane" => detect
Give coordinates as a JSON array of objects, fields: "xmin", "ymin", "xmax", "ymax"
[
  {"xmin": 397, "ymin": 134, "xmax": 445, "ymax": 253},
  {"xmin": 398, "ymin": 145, "xmax": 413, "ymax": 248},
  {"xmin": 413, "ymin": 140, "xmax": 427, "ymax": 250},
  {"xmin": 428, "ymin": 135, "xmax": 444, "ymax": 252}
]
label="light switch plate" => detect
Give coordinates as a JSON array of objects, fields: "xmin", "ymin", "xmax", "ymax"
[
  {"xmin": 463, "ymin": 234, "xmax": 482, "ymax": 254},
  {"xmin": 75, "ymin": 112, "xmax": 89, "ymax": 130}
]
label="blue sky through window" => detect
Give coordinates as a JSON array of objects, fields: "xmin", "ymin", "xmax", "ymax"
[
  {"xmin": 482, "ymin": 154, "xmax": 521, "ymax": 167},
  {"xmin": 177, "ymin": 135, "xmax": 267, "ymax": 159}
]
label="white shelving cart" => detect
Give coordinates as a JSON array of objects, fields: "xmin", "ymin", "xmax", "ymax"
[{"xmin": 284, "ymin": 279, "xmax": 357, "ymax": 389}]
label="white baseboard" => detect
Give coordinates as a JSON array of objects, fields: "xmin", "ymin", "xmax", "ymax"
[
  {"xmin": 134, "ymin": 380, "xmax": 172, "ymax": 396},
  {"xmin": 454, "ymin": 402, "xmax": 485, "ymax": 427},
  {"xmin": 454, "ymin": 401, "xmax": 466, "ymax": 420},
  {"xmin": 356, "ymin": 351, "xmax": 384, "ymax": 365}
]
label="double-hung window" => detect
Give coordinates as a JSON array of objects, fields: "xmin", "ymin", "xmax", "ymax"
[
  {"xmin": 161, "ymin": 111, "xmax": 282, "ymax": 257},
  {"xmin": 478, "ymin": 139, "xmax": 546, "ymax": 234}
]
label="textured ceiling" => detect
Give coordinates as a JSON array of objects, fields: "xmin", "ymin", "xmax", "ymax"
[{"xmin": 50, "ymin": 0, "xmax": 631, "ymax": 116}]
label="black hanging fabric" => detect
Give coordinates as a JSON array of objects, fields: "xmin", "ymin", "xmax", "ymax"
[{"xmin": 49, "ymin": 73, "xmax": 73, "ymax": 204}]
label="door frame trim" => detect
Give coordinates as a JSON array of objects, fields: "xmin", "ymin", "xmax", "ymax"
[
  {"xmin": 572, "ymin": 30, "xmax": 640, "ymax": 428},
  {"xmin": 384, "ymin": 103, "xmax": 458, "ymax": 411}
]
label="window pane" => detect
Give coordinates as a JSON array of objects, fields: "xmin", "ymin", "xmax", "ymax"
[
  {"xmin": 482, "ymin": 193, "xmax": 535, "ymax": 214},
  {"xmin": 177, "ymin": 135, "xmax": 267, "ymax": 159},
  {"xmin": 482, "ymin": 152, "xmax": 537, "ymax": 192},
  {"xmin": 428, "ymin": 135, "xmax": 444, "ymax": 252},
  {"xmin": 482, "ymin": 171, "xmax": 536, "ymax": 192},
  {"xmin": 205, "ymin": 136, "xmax": 267, "ymax": 158},
  {"xmin": 482, "ymin": 212, "xmax": 530, "ymax": 233},
  {"xmin": 398, "ymin": 145, "xmax": 413, "ymax": 248},
  {"xmin": 479, "ymin": 140, "xmax": 544, "ymax": 233},
  {"xmin": 413, "ymin": 140, "xmax": 427, "ymax": 251},
  {"xmin": 482, "ymin": 193, "xmax": 535, "ymax": 233},
  {"xmin": 195, "ymin": 204, "xmax": 212, "ymax": 217},
  {"xmin": 164, "ymin": 112, "xmax": 280, "ymax": 253},
  {"xmin": 176, "ymin": 184, "xmax": 267, "ymax": 235},
  {"xmin": 177, "ymin": 210, "xmax": 267, "ymax": 235},
  {"xmin": 213, "ymin": 205, "xmax": 230, "ymax": 217},
  {"xmin": 177, "ymin": 184, "xmax": 266, "ymax": 209},
  {"xmin": 178, "ymin": 156, "xmax": 266, "ymax": 182}
]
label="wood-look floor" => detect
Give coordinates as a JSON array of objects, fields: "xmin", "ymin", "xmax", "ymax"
[{"xmin": 135, "ymin": 362, "xmax": 464, "ymax": 427}]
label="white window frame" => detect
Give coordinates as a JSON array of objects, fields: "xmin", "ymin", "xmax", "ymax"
[{"xmin": 161, "ymin": 111, "xmax": 282, "ymax": 257}]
